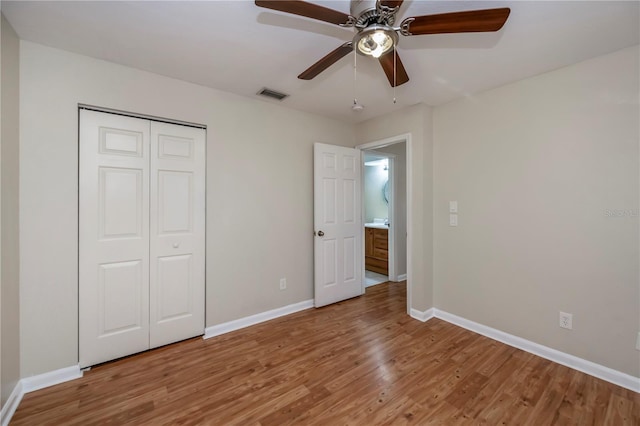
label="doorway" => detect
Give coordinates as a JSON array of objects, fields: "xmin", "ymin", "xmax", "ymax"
[
  {"xmin": 358, "ymin": 136, "xmax": 410, "ymax": 313},
  {"xmin": 363, "ymin": 151, "xmax": 393, "ymax": 286}
]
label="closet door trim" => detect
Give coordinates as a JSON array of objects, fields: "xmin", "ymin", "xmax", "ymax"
[{"xmin": 79, "ymin": 104, "xmax": 206, "ymax": 129}]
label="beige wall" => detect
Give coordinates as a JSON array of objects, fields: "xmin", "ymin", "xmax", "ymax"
[
  {"xmin": 19, "ymin": 41, "xmax": 355, "ymax": 377},
  {"xmin": 433, "ymin": 46, "xmax": 640, "ymax": 377},
  {"xmin": 1, "ymin": 13, "xmax": 20, "ymax": 406},
  {"xmin": 356, "ymin": 104, "xmax": 434, "ymax": 310}
]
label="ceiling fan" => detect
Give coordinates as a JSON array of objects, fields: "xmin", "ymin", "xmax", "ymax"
[{"xmin": 255, "ymin": 0, "xmax": 510, "ymax": 87}]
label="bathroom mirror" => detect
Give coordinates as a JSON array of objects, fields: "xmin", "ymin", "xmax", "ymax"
[{"xmin": 383, "ymin": 180, "xmax": 389, "ymax": 204}]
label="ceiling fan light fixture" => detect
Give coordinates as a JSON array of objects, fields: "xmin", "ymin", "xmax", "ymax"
[{"xmin": 353, "ymin": 25, "xmax": 397, "ymax": 58}]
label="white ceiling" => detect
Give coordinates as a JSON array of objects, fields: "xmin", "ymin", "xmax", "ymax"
[{"xmin": 3, "ymin": 1, "xmax": 639, "ymax": 123}]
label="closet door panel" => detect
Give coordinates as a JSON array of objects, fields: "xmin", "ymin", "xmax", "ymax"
[
  {"xmin": 149, "ymin": 122, "xmax": 205, "ymax": 348},
  {"xmin": 156, "ymin": 254, "xmax": 193, "ymax": 322},
  {"xmin": 79, "ymin": 110, "xmax": 151, "ymax": 368}
]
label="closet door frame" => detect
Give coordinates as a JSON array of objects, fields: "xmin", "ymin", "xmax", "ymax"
[{"xmin": 79, "ymin": 106, "xmax": 206, "ymax": 368}]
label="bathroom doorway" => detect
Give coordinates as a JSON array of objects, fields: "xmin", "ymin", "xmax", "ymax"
[
  {"xmin": 363, "ymin": 151, "xmax": 392, "ymax": 286},
  {"xmin": 362, "ymin": 142, "xmax": 407, "ymax": 288}
]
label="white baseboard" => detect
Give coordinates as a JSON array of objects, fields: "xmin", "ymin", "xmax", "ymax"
[
  {"xmin": 1, "ymin": 365, "xmax": 82, "ymax": 426},
  {"xmin": 1, "ymin": 381, "xmax": 23, "ymax": 426},
  {"xmin": 204, "ymin": 299, "xmax": 314, "ymax": 339},
  {"xmin": 433, "ymin": 309, "xmax": 640, "ymax": 393},
  {"xmin": 396, "ymin": 274, "xmax": 407, "ymax": 281},
  {"xmin": 21, "ymin": 365, "xmax": 83, "ymax": 393},
  {"xmin": 410, "ymin": 307, "xmax": 434, "ymax": 322}
]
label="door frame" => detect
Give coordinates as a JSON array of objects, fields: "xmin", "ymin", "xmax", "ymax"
[{"xmin": 357, "ymin": 133, "xmax": 412, "ymax": 314}]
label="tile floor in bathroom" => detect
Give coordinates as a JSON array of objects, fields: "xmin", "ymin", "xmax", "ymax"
[{"xmin": 365, "ymin": 270, "xmax": 388, "ymax": 287}]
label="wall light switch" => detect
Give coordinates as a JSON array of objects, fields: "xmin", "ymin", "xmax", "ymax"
[
  {"xmin": 449, "ymin": 214, "xmax": 458, "ymax": 227},
  {"xmin": 449, "ymin": 201, "xmax": 458, "ymax": 213}
]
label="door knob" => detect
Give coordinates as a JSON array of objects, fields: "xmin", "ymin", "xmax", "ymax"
[
  {"xmin": 317, "ymin": 231, "xmax": 324, "ymax": 237},
  {"xmin": 173, "ymin": 243, "xmax": 180, "ymax": 248}
]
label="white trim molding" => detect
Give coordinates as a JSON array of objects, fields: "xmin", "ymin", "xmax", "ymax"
[
  {"xmin": 1, "ymin": 381, "xmax": 23, "ymax": 426},
  {"xmin": 433, "ymin": 309, "xmax": 640, "ymax": 393},
  {"xmin": 396, "ymin": 274, "xmax": 407, "ymax": 282},
  {"xmin": 21, "ymin": 365, "xmax": 83, "ymax": 393},
  {"xmin": 204, "ymin": 299, "xmax": 314, "ymax": 340},
  {"xmin": 410, "ymin": 307, "xmax": 434, "ymax": 322},
  {"xmin": 1, "ymin": 365, "xmax": 82, "ymax": 426}
]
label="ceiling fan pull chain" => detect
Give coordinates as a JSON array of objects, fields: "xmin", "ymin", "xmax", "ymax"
[
  {"xmin": 353, "ymin": 47, "xmax": 357, "ymax": 106},
  {"xmin": 393, "ymin": 42, "xmax": 397, "ymax": 104},
  {"xmin": 351, "ymin": 47, "xmax": 364, "ymax": 111}
]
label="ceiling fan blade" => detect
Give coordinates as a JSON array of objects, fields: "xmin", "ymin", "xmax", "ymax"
[
  {"xmin": 401, "ymin": 8, "xmax": 510, "ymax": 36},
  {"xmin": 255, "ymin": 1, "xmax": 352, "ymax": 26},
  {"xmin": 298, "ymin": 42, "xmax": 353, "ymax": 80},
  {"xmin": 379, "ymin": 48, "xmax": 409, "ymax": 87},
  {"xmin": 379, "ymin": 0, "xmax": 404, "ymax": 9}
]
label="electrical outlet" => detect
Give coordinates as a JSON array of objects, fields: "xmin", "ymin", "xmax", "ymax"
[
  {"xmin": 559, "ymin": 311, "xmax": 572, "ymax": 329},
  {"xmin": 636, "ymin": 332, "xmax": 640, "ymax": 351},
  {"xmin": 279, "ymin": 278, "xmax": 287, "ymax": 290}
]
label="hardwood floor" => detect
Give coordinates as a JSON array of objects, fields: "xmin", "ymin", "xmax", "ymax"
[{"xmin": 12, "ymin": 282, "xmax": 639, "ymax": 425}]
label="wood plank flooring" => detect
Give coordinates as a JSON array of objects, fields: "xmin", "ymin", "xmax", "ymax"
[{"xmin": 12, "ymin": 282, "xmax": 640, "ymax": 425}]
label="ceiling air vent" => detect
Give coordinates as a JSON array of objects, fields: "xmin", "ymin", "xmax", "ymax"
[{"xmin": 257, "ymin": 87, "xmax": 289, "ymax": 101}]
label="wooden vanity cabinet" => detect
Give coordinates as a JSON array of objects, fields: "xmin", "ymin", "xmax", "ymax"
[{"xmin": 365, "ymin": 227, "xmax": 388, "ymax": 275}]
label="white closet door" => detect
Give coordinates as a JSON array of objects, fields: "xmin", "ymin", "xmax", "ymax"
[
  {"xmin": 149, "ymin": 122, "xmax": 205, "ymax": 348},
  {"xmin": 79, "ymin": 110, "xmax": 151, "ymax": 368},
  {"xmin": 80, "ymin": 111, "xmax": 205, "ymax": 367}
]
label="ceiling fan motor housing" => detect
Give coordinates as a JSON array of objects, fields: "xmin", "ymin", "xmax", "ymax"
[
  {"xmin": 350, "ymin": 0, "xmax": 396, "ymax": 27},
  {"xmin": 350, "ymin": 0, "xmax": 376, "ymax": 19}
]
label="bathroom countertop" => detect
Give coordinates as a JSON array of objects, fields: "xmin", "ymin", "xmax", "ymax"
[{"xmin": 364, "ymin": 223, "xmax": 389, "ymax": 229}]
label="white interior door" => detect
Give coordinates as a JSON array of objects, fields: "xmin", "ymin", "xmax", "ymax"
[
  {"xmin": 149, "ymin": 122, "xmax": 205, "ymax": 348},
  {"xmin": 79, "ymin": 110, "xmax": 151, "ymax": 367},
  {"xmin": 314, "ymin": 143, "xmax": 363, "ymax": 307},
  {"xmin": 80, "ymin": 110, "xmax": 205, "ymax": 368}
]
